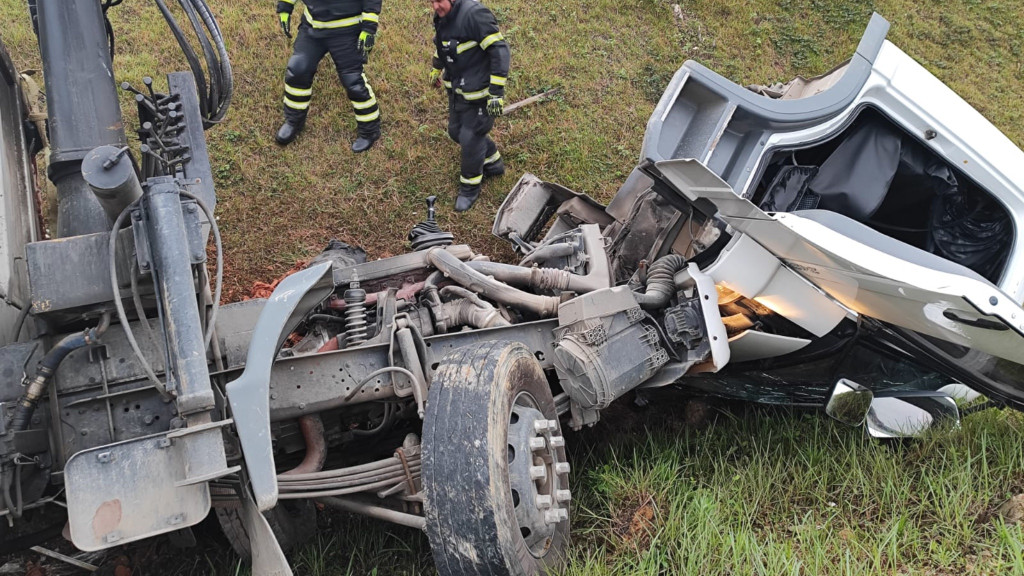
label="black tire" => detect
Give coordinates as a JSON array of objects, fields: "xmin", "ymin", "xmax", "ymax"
[
  {"xmin": 214, "ymin": 499, "xmax": 316, "ymax": 560},
  {"xmin": 422, "ymin": 341, "xmax": 570, "ymax": 576}
]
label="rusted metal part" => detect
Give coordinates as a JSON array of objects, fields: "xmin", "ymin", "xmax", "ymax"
[
  {"xmin": 394, "ymin": 447, "xmax": 417, "ymax": 496},
  {"xmin": 281, "ymin": 415, "xmax": 326, "ymax": 476},
  {"xmin": 328, "ymin": 280, "xmax": 426, "ymax": 311}
]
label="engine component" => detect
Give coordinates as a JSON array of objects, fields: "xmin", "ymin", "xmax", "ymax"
[
  {"xmin": 81, "ymin": 145, "xmax": 144, "ymax": 223},
  {"xmin": 552, "ymin": 287, "xmax": 669, "ymax": 412},
  {"xmin": 663, "ymin": 298, "xmax": 705, "ymax": 350},
  {"xmin": 408, "ymin": 196, "xmax": 454, "ymax": 251},
  {"xmin": 632, "ymin": 253, "xmax": 687, "ymax": 310},
  {"xmin": 343, "ymin": 282, "xmax": 369, "ymax": 347}
]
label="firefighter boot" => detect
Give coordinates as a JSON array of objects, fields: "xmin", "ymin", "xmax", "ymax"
[
  {"xmin": 454, "ymin": 184, "xmax": 481, "ymax": 212},
  {"xmin": 275, "ymin": 118, "xmax": 305, "ymax": 146},
  {"xmin": 483, "ymin": 157, "xmax": 505, "ymax": 178},
  {"xmin": 351, "ymin": 131, "xmax": 379, "ymax": 153}
]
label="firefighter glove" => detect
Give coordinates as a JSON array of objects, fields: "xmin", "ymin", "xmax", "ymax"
[
  {"xmin": 487, "ymin": 95, "xmax": 504, "ymax": 117},
  {"xmin": 358, "ymin": 31, "xmax": 376, "ymax": 58},
  {"xmin": 278, "ymin": 12, "xmax": 292, "ymax": 38},
  {"xmin": 429, "ymin": 68, "xmax": 443, "ymax": 87}
]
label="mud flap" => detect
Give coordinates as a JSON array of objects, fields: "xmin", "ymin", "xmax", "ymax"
[
  {"xmin": 225, "ymin": 262, "xmax": 334, "ymax": 511},
  {"xmin": 241, "ymin": 488, "xmax": 293, "ymax": 576},
  {"xmin": 64, "ymin": 422, "xmax": 236, "ymax": 551}
]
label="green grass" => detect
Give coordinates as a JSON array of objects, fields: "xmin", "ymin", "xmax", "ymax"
[{"xmin": 1, "ymin": 0, "xmax": 1023, "ymax": 574}]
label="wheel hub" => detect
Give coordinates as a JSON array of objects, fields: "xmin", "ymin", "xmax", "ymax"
[{"xmin": 507, "ymin": 400, "xmax": 570, "ymax": 557}]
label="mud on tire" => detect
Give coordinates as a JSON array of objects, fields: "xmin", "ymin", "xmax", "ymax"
[{"xmin": 422, "ymin": 341, "xmax": 570, "ymax": 576}]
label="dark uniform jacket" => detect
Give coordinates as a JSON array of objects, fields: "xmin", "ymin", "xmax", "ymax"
[
  {"xmin": 432, "ymin": 0, "xmax": 510, "ymax": 103},
  {"xmin": 277, "ymin": 0, "xmax": 381, "ymax": 36}
]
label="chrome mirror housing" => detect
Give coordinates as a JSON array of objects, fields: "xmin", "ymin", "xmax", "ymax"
[
  {"xmin": 866, "ymin": 391, "xmax": 960, "ymax": 438},
  {"xmin": 825, "ymin": 379, "xmax": 874, "ymax": 426}
]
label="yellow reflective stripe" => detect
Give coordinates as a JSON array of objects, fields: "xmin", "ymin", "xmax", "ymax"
[
  {"xmin": 283, "ymin": 96, "xmax": 310, "ymax": 110},
  {"xmin": 284, "ymin": 85, "xmax": 312, "ymax": 97},
  {"xmin": 352, "ymin": 96, "xmax": 377, "ymax": 110},
  {"xmin": 361, "ymin": 12, "xmax": 379, "ymax": 23},
  {"xmin": 456, "ymin": 41, "xmax": 478, "ymax": 54},
  {"xmin": 443, "ymin": 80, "xmax": 452, "ymax": 89},
  {"xmin": 460, "ymin": 174, "xmax": 483, "ymax": 185},
  {"xmin": 433, "ymin": 49, "xmax": 439, "ymax": 58},
  {"xmin": 303, "ymin": 8, "xmax": 361, "ymax": 28},
  {"xmin": 457, "ymin": 87, "xmax": 490, "ymax": 100},
  {"xmin": 280, "ymin": 0, "xmax": 295, "ymax": 4},
  {"xmin": 489, "ymin": 75, "xmax": 506, "ymax": 86},
  {"xmin": 484, "ymin": 151, "xmax": 501, "ymax": 164},
  {"xmin": 355, "ymin": 109, "xmax": 380, "ymax": 122},
  {"xmin": 480, "ymin": 32, "xmax": 504, "ymax": 50}
]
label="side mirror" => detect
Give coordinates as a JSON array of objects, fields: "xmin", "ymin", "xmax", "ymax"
[
  {"xmin": 865, "ymin": 391, "xmax": 960, "ymax": 438},
  {"xmin": 825, "ymin": 379, "xmax": 873, "ymax": 426}
]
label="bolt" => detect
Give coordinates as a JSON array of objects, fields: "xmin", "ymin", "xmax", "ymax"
[
  {"xmin": 536, "ymin": 495, "xmax": 552, "ymax": 509},
  {"xmin": 187, "ymin": 204, "xmax": 197, "ymax": 213},
  {"xmin": 143, "ymin": 415, "xmax": 155, "ymax": 425},
  {"xmin": 157, "ymin": 438, "xmax": 172, "ymax": 449},
  {"xmin": 533, "ymin": 420, "xmax": 553, "ymax": 434},
  {"xmin": 104, "ymin": 532, "xmax": 121, "ymax": 544},
  {"xmin": 990, "ymin": 296, "xmax": 998, "ymax": 306},
  {"xmin": 544, "ymin": 508, "xmax": 568, "ymax": 524},
  {"xmin": 270, "ymin": 393, "xmax": 278, "ymax": 400},
  {"xmin": 555, "ymin": 462, "xmax": 571, "ymax": 475},
  {"xmin": 97, "ymin": 452, "xmax": 112, "ymax": 463},
  {"xmin": 556, "ymin": 489, "xmax": 572, "ymax": 503},
  {"xmin": 166, "ymin": 514, "xmax": 184, "ymax": 525},
  {"xmin": 529, "ymin": 465, "xmax": 547, "ymax": 481},
  {"xmin": 528, "ymin": 437, "xmax": 546, "ymax": 451},
  {"xmin": 80, "ymin": 430, "xmax": 88, "ymax": 436},
  {"xmin": 549, "ymin": 436, "xmax": 565, "ymax": 448}
]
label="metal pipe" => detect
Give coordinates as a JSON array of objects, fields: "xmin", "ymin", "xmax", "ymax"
[
  {"xmin": 427, "ymin": 249, "xmax": 561, "ymax": 317},
  {"xmin": 317, "ymin": 497, "xmax": 426, "ymax": 531},
  {"xmin": 36, "ymin": 0, "xmax": 128, "ymax": 236},
  {"xmin": 280, "ymin": 415, "xmax": 327, "ymax": 476},
  {"xmin": 144, "ymin": 177, "xmax": 215, "ymax": 417}
]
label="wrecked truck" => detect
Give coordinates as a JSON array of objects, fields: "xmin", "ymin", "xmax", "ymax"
[{"xmin": 2, "ymin": 5, "xmax": 1024, "ymax": 575}]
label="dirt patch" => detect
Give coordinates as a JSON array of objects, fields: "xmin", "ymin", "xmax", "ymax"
[{"xmin": 613, "ymin": 493, "xmax": 658, "ymax": 552}]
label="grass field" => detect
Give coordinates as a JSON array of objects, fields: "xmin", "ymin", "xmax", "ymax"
[{"xmin": 1, "ymin": 0, "xmax": 1023, "ymax": 574}]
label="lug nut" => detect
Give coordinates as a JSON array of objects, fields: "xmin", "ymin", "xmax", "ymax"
[
  {"xmin": 536, "ymin": 495, "xmax": 552, "ymax": 509},
  {"xmin": 529, "ymin": 437, "xmax": 546, "ymax": 451},
  {"xmin": 529, "ymin": 465, "xmax": 547, "ymax": 480},
  {"xmin": 556, "ymin": 489, "xmax": 572, "ymax": 503},
  {"xmin": 555, "ymin": 462, "xmax": 571, "ymax": 475},
  {"xmin": 533, "ymin": 420, "xmax": 552, "ymax": 433},
  {"xmin": 544, "ymin": 508, "xmax": 569, "ymax": 524},
  {"xmin": 549, "ymin": 436, "xmax": 565, "ymax": 448}
]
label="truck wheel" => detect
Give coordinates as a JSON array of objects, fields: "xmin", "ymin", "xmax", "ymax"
[
  {"xmin": 422, "ymin": 341, "xmax": 571, "ymax": 576},
  {"xmin": 214, "ymin": 499, "xmax": 316, "ymax": 560}
]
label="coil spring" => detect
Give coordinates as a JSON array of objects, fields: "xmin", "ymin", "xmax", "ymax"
[{"xmin": 344, "ymin": 284, "xmax": 368, "ymax": 347}]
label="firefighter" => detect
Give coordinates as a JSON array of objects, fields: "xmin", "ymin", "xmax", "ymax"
[
  {"xmin": 275, "ymin": 0, "xmax": 382, "ymax": 151},
  {"xmin": 429, "ymin": 0, "xmax": 510, "ymax": 212}
]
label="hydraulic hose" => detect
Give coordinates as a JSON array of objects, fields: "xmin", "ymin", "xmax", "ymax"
[
  {"xmin": 10, "ymin": 313, "xmax": 111, "ymax": 432},
  {"xmin": 633, "ymin": 254, "xmax": 687, "ymax": 310},
  {"xmin": 427, "ymin": 248, "xmax": 561, "ymax": 318}
]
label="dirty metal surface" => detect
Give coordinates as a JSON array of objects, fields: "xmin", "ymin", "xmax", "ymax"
[{"xmin": 63, "ymin": 428, "xmax": 221, "ymax": 551}]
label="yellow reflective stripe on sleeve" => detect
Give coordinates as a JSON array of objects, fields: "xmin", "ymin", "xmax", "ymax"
[
  {"xmin": 433, "ymin": 49, "xmax": 439, "ymax": 58},
  {"xmin": 283, "ymin": 96, "xmax": 310, "ymax": 110},
  {"xmin": 303, "ymin": 8, "xmax": 362, "ymax": 28},
  {"xmin": 484, "ymin": 151, "xmax": 501, "ymax": 164},
  {"xmin": 361, "ymin": 12, "xmax": 379, "ymax": 23},
  {"xmin": 489, "ymin": 75, "xmax": 507, "ymax": 86},
  {"xmin": 460, "ymin": 174, "xmax": 483, "ymax": 185},
  {"xmin": 284, "ymin": 85, "xmax": 312, "ymax": 97},
  {"xmin": 456, "ymin": 41, "xmax": 478, "ymax": 54},
  {"xmin": 280, "ymin": 0, "xmax": 295, "ymax": 4},
  {"xmin": 351, "ymin": 96, "xmax": 377, "ymax": 110},
  {"xmin": 443, "ymin": 80, "xmax": 452, "ymax": 89},
  {"xmin": 480, "ymin": 32, "xmax": 504, "ymax": 50},
  {"xmin": 355, "ymin": 109, "xmax": 380, "ymax": 123},
  {"xmin": 457, "ymin": 87, "xmax": 490, "ymax": 100}
]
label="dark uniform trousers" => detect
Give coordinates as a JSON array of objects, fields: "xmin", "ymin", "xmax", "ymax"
[
  {"xmin": 283, "ymin": 24, "xmax": 380, "ymax": 137},
  {"xmin": 447, "ymin": 95, "xmax": 499, "ymax": 190}
]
